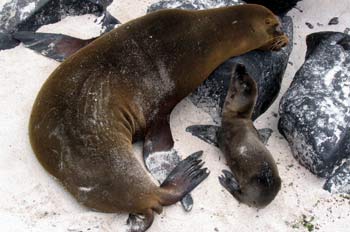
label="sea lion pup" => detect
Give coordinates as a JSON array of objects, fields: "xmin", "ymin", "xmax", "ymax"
[
  {"xmin": 29, "ymin": 4, "xmax": 288, "ymax": 231},
  {"xmin": 218, "ymin": 64, "xmax": 281, "ymax": 208}
]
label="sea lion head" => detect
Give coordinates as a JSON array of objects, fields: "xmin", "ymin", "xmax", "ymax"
[
  {"xmin": 237, "ymin": 4, "xmax": 289, "ymax": 51},
  {"xmin": 222, "ymin": 64, "xmax": 257, "ymax": 118},
  {"xmin": 236, "ymin": 160, "xmax": 281, "ymax": 208}
]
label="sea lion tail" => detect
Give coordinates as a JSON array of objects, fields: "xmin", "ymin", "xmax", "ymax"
[{"xmin": 158, "ymin": 151, "xmax": 210, "ymax": 205}]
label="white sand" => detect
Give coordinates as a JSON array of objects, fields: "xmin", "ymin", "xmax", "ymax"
[{"xmin": 0, "ymin": 0, "xmax": 349, "ymax": 231}]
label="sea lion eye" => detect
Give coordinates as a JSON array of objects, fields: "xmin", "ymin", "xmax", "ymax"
[{"xmin": 265, "ymin": 18, "xmax": 272, "ymax": 25}]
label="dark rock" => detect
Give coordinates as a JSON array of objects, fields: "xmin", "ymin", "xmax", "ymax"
[
  {"xmin": 148, "ymin": 0, "xmax": 245, "ymax": 12},
  {"xmin": 99, "ymin": 11, "xmax": 120, "ymax": 33},
  {"xmin": 279, "ymin": 32, "xmax": 350, "ymax": 179},
  {"xmin": 328, "ymin": 17, "xmax": 339, "ymax": 25},
  {"xmin": 305, "ymin": 22, "xmax": 314, "ymax": 29},
  {"xmin": 0, "ymin": 32, "xmax": 19, "ymax": 50},
  {"xmin": 244, "ymin": 0, "xmax": 302, "ymax": 15},
  {"xmin": 0, "ymin": 0, "xmax": 119, "ymax": 50},
  {"xmin": 324, "ymin": 160, "xmax": 350, "ymax": 194},
  {"xmin": 148, "ymin": 0, "xmax": 301, "ymax": 15},
  {"xmin": 0, "ymin": 0, "xmax": 115, "ymax": 33},
  {"xmin": 189, "ymin": 16, "xmax": 293, "ymax": 123},
  {"xmin": 344, "ymin": 28, "xmax": 350, "ymax": 35}
]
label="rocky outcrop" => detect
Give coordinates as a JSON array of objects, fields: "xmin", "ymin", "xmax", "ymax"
[
  {"xmin": 0, "ymin": 0, "xmax": 119, "ymax": 50},
  {"xmin": 279, "ymin": 32, "xmax": 350, "ymax": 193}
]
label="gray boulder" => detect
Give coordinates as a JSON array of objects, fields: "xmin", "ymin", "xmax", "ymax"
[
  {"xmin": 279, "ymin": 32, "xmax": 350, "ymax": 193},
  {"xmin": 0, "ymin": 0, "xmax": 119, "ymax": 50}
]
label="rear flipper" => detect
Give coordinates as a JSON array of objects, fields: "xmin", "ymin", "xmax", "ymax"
[
  {"xmin": 218, "ymin": 170, "xmax": 241, "ymax": 196},
  {"xmin": 143, "ymin": 118, "xmax": 194, "ymax": 211},
  {"xmin": 186, "ymin": 125, "xmax": 272, "ymax": 146},
  {"xmin": 126, "ymin": 152, "xmax": 209, "ymax": 232},
  {"xmin": 13, "ymin": 32, "xmax": 96, "ymax": 62},
  {"xmin": 159, "ymin": 151, "xmax": 210, "ymax": 205},
  {"xmin": 127, "ymin": 209, "xmax": 154, "ymax": 232}
]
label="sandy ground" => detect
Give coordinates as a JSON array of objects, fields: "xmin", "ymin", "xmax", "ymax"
[{"xmin": 0, "ymin": 0, "xmax": 350, "ymax": 231}]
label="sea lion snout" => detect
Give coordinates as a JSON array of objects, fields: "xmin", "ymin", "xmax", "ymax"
[
  {"xmin": 269, "ymin": 19, "xmax": 289, "ymax": 50},
  {"xmin": 271, "ymin": 34, "xmax": 289, "ymax": 51},
  {"xmin": 244, "ymin": 175, "xmax": 281, "ymax": 208},
  {"xmin": 219, "ymin": 166, "xmax": 281, "ymax": 208},
  {"xmin": 238, "ymin": 162, "xmax": 281, "ymax": 208},
  {"xmin": 258, "ymin": 13, "xmax": 289, "ymax": 51}
]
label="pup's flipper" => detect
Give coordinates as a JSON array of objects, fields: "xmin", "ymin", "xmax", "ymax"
[
  {"xmin": 186, "ymin": 124, "xmax": 220, "ymax": 147},
  {"xmin": 143, "ymin": 118, "xmax": 194, "ymax": 211},
  {"xmin": 218, "ymin": 170, "xmax": 241, "ymax": 196},
  {"xmin": 13, "ymin": 31, "xmax": 96, "ymax": 62}
]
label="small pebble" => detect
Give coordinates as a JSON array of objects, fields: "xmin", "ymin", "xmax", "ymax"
[
  {"xmin": 328, "ymin": 17, "xmax": 339, "ymax": 25},
  {"xmin": 305, "ymin": 22, "xmax": 314, "ymax": 29}
]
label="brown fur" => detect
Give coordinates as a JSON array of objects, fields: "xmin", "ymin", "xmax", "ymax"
[
  {"xmin": 29, "ymin": 4, "xmax": 287, "ymax": 222},
  {"xmin": 219, "ymin": 65, "xmax": 281, "ymax": 208}
]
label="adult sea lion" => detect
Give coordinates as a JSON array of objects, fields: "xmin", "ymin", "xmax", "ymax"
[
  {"xmin": 218, "ymin": 64, "xmax": 281, "ymax": 208},
  {"xmin": 29, "ymin": 4, "xmax": 288, "ymax": 231}
]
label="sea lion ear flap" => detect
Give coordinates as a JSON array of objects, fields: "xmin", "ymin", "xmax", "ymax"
[{"xmin": 13, "ymin": 32, "xmax": 96, "ymax": 62}]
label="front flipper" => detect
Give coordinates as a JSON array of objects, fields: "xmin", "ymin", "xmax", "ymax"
[
  {"xmin": 143, "ymin": 118, "xmax": 194, "ymax": 211},
  {"xmin": 218, "ymin": 170, "xmax": 241, "ymax": 196},
  {"xmin": 13, "ymin": 32, "xmax": 96, "ymax": 62},
  {"xmin": 186, "ymin": 125, "xmax": 220, "ymax": 147},
  {"xmin": 127, "ymin": 209, "xmax": 154, "ymax": 232}
]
